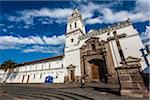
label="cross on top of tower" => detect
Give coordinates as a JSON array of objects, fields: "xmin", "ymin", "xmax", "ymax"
[
  {"xmin": 68, "ymin": 8, "xmax": 82, "ymax": 21},
  {"xmin": 72, "ymin": 8, "xmax": 80, "ymax": 14}
]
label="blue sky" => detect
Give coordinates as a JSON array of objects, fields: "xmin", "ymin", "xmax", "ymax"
[{"xmin": 0, "ymin": 0, "xmax": 149, "ymax": 64}]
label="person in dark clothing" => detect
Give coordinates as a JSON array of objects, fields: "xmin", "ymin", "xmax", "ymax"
[{"xmin": 80, "ymin": 78, "xmax": 85, "ymax": 88}]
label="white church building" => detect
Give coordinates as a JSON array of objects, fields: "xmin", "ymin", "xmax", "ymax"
[{"xmin": 0, "ymin": 9, "xmax": 148, "ymax": 83}]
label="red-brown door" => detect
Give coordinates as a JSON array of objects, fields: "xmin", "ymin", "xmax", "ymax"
[
  {"xmin": 91, "ymin": 64, "xmax": 100, "ymax": 80},
  {"xmin": 70, "ymin": 70, "xmax": 75, "ymax": 82}
]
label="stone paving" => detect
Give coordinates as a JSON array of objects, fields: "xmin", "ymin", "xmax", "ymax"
[{"xmin": 0, "ymin": 83, "xmax": 149, "ymax": 100}]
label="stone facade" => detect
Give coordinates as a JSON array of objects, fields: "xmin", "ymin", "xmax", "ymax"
[
  {"xmin": 115, "ymin": 57, "xmax": 149, "ymax": 98},
  {"xmin": 80, "ymin": 37, "xmax": 118, "ymax": 83}
]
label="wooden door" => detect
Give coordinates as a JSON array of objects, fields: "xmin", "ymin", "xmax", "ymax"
[
  {"xmin": 70, "ymin": 70, "xmax": 75, "ymax": 82},
  {"xmin": 22, "ymin": 75, "xmax": 25, "ymax": 83},
  {"xmin": 91, "ymin": 64, "xmax": 100, "ymax": 80},
  {"xmin": 26, "ymin": 75, "xmax": 30, "ymax": 83}
]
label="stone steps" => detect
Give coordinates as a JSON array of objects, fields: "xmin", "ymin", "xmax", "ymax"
[
  {"xmin": 3, "ymin": 86, "xmax": 94, "ymax": 100},
  {"xmin": 1, "ymin": 82, "xmax": 119, "ymax": 89},
  {"xmin": 8, "ymin": 89, "xmax": 79, "ymax": 100},
  {"xmin": 6, "ymin": 91, "xmax": 57, "ymax": 100},
  {"xmin": 5, "ymin": 89, "xmax": 65, "ymax": 100},
  {"xmin": 1, "ymin": 83, "xmax": 148, "ymax": 100}
]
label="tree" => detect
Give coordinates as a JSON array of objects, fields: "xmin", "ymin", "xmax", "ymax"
[
  {"xmin": 0, "ymin": 60, "xmax": 17, "ymax": 83},
  {"xmin": 0, "ymin": 60, "xmax": 17, "ymax": 72}
]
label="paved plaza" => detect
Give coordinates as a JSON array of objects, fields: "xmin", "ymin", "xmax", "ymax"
[{"xmin": 0, "ymin": 83, "xmax": 149, "ymax": 100}]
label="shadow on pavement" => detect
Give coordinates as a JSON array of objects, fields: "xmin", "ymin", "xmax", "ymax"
[{"xmin": 93, "ymin": 87, "xmax": 121, "ymax": 96}]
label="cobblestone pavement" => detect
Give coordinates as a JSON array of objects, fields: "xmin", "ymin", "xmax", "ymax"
[{"xmin": 0, "ymin": 83, "xmax": 149, "ymax": 100}]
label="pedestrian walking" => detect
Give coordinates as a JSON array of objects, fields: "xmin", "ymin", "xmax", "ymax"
[{"xmin": 80, "ymin": 76, "xmax": 85, "ymax": 88}]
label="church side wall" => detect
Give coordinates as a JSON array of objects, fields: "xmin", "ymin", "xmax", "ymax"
[
  {"xmin": 0, "ymin": 58, "xmax": 65, "ymax": 83},
  {"xmin": 119, "ymin": 35, "xmax": 147, "ymax": 70}
]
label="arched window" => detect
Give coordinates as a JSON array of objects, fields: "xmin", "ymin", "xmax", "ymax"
[
  {"xmin": 70, "ymin": 24, "xmax": 72, "ymax": 30},
  {"xmin": 75, "ymin": 22, "xmax": 77, "ymax": 28}
]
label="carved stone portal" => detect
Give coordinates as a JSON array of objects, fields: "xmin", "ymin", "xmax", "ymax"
[{"xmin": 80, "ymin": 37, "xmax": 118, "ymax": 83}]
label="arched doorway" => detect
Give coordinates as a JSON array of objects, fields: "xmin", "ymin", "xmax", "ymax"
[
  {"xmin": 88, "ymin": 59, "xmax": 107, "ymax": 82},
  {"xmin": 67, "ymin": 64, "xmax": 75, "ymax": 83}
]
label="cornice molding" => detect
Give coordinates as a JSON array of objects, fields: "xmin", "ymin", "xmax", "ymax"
[{"xmin": 79, "ymin": 19, "xmax": 132, "ymax": 41}]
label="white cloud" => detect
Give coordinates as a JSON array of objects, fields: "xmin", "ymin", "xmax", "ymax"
[
  {"xmin": 0, "ymin": 34, "xmax": 65, "ymax": 53},
  {"xmin": 9, "ymin": 32, "xmax": 13, "ymax": 34},
  {"xmin": 8, "ymin": 15, "xmax": 34, "ymax": 25},
  {"xmin": 2, "ymin": 29, "xmax": 7, "ymax": 32},
  {"xmin": 55, "ymin": 19, "xmax": 66, "ymax": 24},
  {"xmin": 7, "ymin": 1, "xmax": 150, "ymax": 26},
  {"xmin": 0, "ymin": 35, "xmax": 65, "ymax": 46},
  {"xmin": 99, "ymin": 8, "xmax": 147, "ymax": 23},
  {"xmin": 140, "ymin": 26, "xmax": 150, "ymax": 46},
  {"xmin": 41, "ymin": 21, "xmax": 49, "ymax": 24},
  {"xmin": 80, "ymin": 0, "xmax": 150, "ymax": 24},
  {"xmin": 7, "ymin": 25, "xmax": 14, "ymax": 29},
  {"xmin": 86, "ymin": 17, "xmax": 102, "ymax": 24},
  {"xmin": 135, "ymin": 0, "xmax": 150, "ymax": 14},
  {"xmin": 0, "ymin": 36, "xmax": 43, "ymax": 45},
  {"xmin": 0, "ymin": 44, "xmax": 20, "ymax": 50},
  {"xmin": 43, "ymin": 35, "xmax": 65, "ymax": 45},
  {"xmin": 0, "ymin": 24, "xmax": 5, "ymax": 27},
  {"xmin": 141, "ymin": 26, "xmax": 150, "ymax": 39},
  {"xmin": 37, "ymin": 17, "xmax": 54, "ymax": 25},
  {"xmin": 8, "ymin": 8, "xmax": 73, "ymax": 25},
  {"xmin": 24, "ymin": 25, "xmax": 31, "ymax": 29},
  {"xmin": 23, "ymin": 45, "xmax": 64, "ymax": 54},
  {"xmin": 35, "ymin": 8, "xmax": 72, "ymax": 18},
  {"xmin": 79, "ymin": 2, "xmax": 103, "ymax": 20}
]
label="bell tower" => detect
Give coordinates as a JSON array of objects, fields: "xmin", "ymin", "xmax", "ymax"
[
  {"xmin": 64, "ymin": 9, "xmax": 85, "ymax": 82},
  {"xmin": 66, "ymin": 9, "xmax": 86, "ymax": 34},
  {"xmin": 65, "ymin": 9, "xmax": 86, "ymax": 49}
]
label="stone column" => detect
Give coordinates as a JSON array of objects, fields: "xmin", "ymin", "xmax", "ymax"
[{"xmin": 115, "ymin": 64, "xmax": 149, "ymax": 98}]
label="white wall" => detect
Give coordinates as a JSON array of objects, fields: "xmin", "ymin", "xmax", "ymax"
[
  {"xmin": 65, "ymin": 30, "xmax": 82, "ymax": 77},
  {"xmin": 64, "ymin": 49, "xmax": 81, "ymax": 76},
  {"xmin": 0, "ymin": 58, "xmax": 65, "ymax": 83}
]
